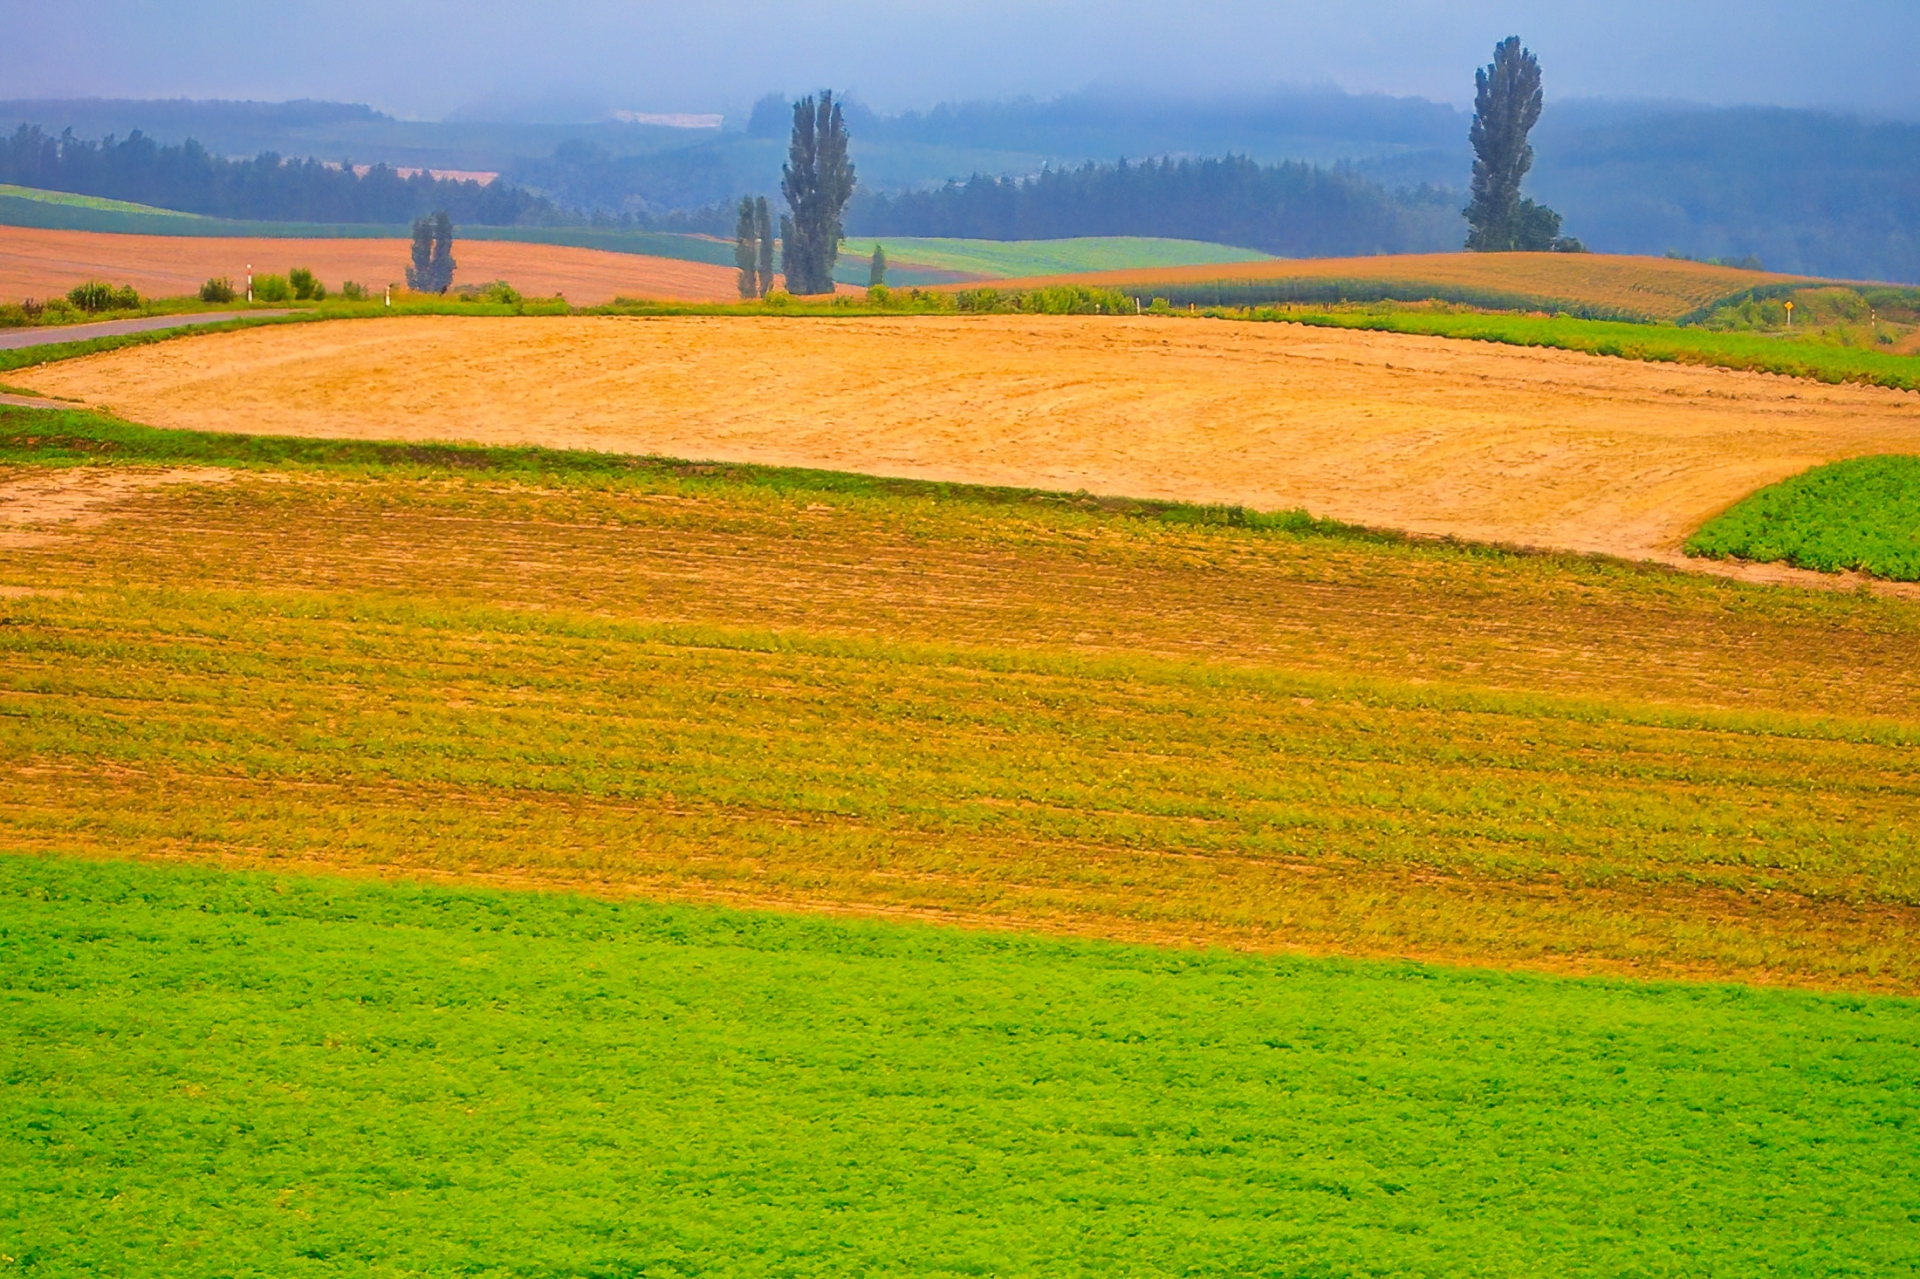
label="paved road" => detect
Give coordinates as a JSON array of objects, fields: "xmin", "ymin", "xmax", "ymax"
[{"xmin": 0, "ymin": 310, "xmax": 293, "ymax": 352}]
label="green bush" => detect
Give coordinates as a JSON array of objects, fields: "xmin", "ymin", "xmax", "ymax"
[
  {"xmin": 199, "ymin": 277, "xmax": 236, "ymax": 304},
  {"xmin": 67, "ymin": 280, "xmax": 140, "ymax": 313},
  {"xmin": 288, "ymin": 267, "xmax": 327, "ymax": 301},
  {"xmin": 339, "ymin": 281, "xmax": 369, "ymax": 301},
  {"xmin": 253, "ymin": 273, "xmax": 292, "ymax": 303},
  {"xmin": 954, "ymin": 285, "xmax": 1131, "ymax": 315}
]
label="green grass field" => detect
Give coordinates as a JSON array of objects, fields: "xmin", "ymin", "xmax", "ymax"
[
  {"xmin": 5, "ymin": 852, "xmax": 1916, "ymax": 1278},
  {"xmin": 1245, "ymin": 305, "xmax": 1920, "ymax": 393},
  {"xmin": 840, "ymin": 236, "xmax": 1273, "ymax": 281},
  {"xmin": 0, "ymin": 184, "xmax": 199, "ymax": 218},
  {"xmin": 1688, "ymin": 454, "xmax": 1920, "ymax": 579}
]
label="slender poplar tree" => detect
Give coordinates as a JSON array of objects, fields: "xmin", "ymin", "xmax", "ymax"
[
  {"xmin": 754, "ymin": 196, "xmax": 775, "ymax": 296},
  {"xmin": 780, "ymin": 92, "xmax": 856, "ymax": 294},
  {"xmin": 868, "ymin": 244, "xmax": 887, "ymax": 288},
  {"xmin": 734, "ymin": 196, "xmax": 759, "ymax": 299},
  {"xmin": 1464, "ymin": 38, "xmax": 1573, "ymax": 252}
]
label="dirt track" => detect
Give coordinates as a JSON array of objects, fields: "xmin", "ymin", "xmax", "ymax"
[
  {"xmin": 21, "ymin": 313, "xmax": 1920, "ymax": 561},
  {"xmin": 0, "ymin": 226, "xmax": 739, "ymax": 305}
]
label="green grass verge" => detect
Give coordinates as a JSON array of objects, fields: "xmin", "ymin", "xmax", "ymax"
[
  {"xmin": 3, "ymin": 852, "xmax": 1915, "ymax": 1277},
  {"xmin": 1687, "ymin": 454, "xmax": 1920, "ymax": 579},
  {"xmin": 1243, "ymin": 306, "xmax": 1920, "ymax": 394},
  {"xmin": 840, "ymin": 236, "xmax": 1273, "ymax": 281}
]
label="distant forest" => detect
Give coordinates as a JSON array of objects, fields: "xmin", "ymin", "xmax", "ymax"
[
  {"xmin": 847, "ymin": 157, "xmax": 1459, "ymax": 257},
  {"xmin": 0, "ymin": 125, "xmax": 552, "ymax": 224}
]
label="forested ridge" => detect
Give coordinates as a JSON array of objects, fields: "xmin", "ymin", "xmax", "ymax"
[
  {"xmin": 0, "ymin": 124, "xmax": 552, "ymax": 224},
  {"xmin": 847, "ymin": 156, "xmax": 1459, "ymax": 256}
]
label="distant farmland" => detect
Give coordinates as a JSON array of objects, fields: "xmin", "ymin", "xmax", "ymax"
[
  {"xmin": 0, "ymin": 225, "xmax": 740, "ymax": 304},
  {"xmin": 838, "ymin": 236, "xmax": 1272, "ymax": 283},
  {"xmin": 968, "ymin": 251, "xmax": 1798, "ymax": 321}
]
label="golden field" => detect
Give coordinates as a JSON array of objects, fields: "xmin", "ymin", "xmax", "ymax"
[
  {"xmin": 19, "ymin": 312, "xmax": 1920, "ymax": 563},
  {"xmin": 975, "ymin": 251, "xmax": 1792, "ymax": 320}
]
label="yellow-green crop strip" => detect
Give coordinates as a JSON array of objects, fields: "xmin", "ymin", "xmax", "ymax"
[{"xmin": 3, "ymin": 407, "xmax": 1919, "ymax": 993}]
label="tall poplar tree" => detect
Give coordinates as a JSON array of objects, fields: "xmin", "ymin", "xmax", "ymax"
[
  {"xmin": 1464, "ymin": 37, "xmax": 1573, "ymax": 252},
  {"xmin": 754, "ymin": 196, "xmax": 775, "ymax": 296},
  {"xmin": 780, "ymin": 92, "xmax": 856, "ymax": 294},
  {"xmin": 734, "ymin": 197, "xmax": 759, "ymax": 299},
  {"xmin": 406, "ymin": 210, "xmax": 456, "ymax": 292}
]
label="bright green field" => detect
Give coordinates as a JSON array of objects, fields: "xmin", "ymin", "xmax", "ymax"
[
  {"xmin": 841, "ymin": 236, "xmax": 1273, "ymax": 280},
  {"xmin": 3, "ymin": 852, "xmax": 1916, "ymax": 1278},
  {"xmin": 0, "ymin": 184, "xmax": 198, "ymax": 217},
  {"xmin": 1688, "ymin": 454, "xmax": 1920, "ymax": 580}
]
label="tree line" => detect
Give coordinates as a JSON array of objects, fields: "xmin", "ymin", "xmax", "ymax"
[
  {"xmin": 0, "ymin": 124, "xmax": 551, "ymax": 224},
  {"xmin": 845, "ymin": 156, "xmax": 1458, "ymax": 258}
]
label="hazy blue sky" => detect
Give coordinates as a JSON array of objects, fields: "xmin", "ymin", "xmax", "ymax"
[{"xmin": 7, "ymin": 0, "xmax": 1918, "ymax": 120}]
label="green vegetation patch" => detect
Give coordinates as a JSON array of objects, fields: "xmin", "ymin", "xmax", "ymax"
[
  {"xmin": 1687, "ymin": 454, "xmax": 1920, "ymax": 580},
  {"xmin": 3, "ymin": 852, "xmax": 1916, "ymax": 1277}
]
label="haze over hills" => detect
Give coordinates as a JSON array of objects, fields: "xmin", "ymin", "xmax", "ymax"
[{"xmin": 3, "ymin": 88, "xmax": 1918, "ymax": 280}]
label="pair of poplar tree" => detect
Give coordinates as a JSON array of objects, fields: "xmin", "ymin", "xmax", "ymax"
[
  {"xmin": 736, "ymin": 91, "xmax": 856, "ymax": 297},
  {"xmin": 1464, "ymin": 37, "xmax": 1583, "ymax": 253}
]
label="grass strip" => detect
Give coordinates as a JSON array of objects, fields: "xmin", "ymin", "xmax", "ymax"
[
  {"xmin": 1687, "ymin": 454, "xmax": 1920, "ymax": 580},
  {"xmin": 0, "ymin": 404, "xmax": 1388, "ymax": 542},
  {"xmin": 3, "ymin": 852, "xmax": 1916, "ymax": 1278},
  {"xmin": 1242, "ymin": 306, "xmax": 1920, "ymax": 393}
]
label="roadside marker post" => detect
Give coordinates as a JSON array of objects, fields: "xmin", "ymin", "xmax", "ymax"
[
  {"xmin": 246, "ymin": 264, "xmax": 252, "ymax": 304},
  {"xmin": 1785, "ymin": 299, "xmax": 1794, "ymax": 329}
]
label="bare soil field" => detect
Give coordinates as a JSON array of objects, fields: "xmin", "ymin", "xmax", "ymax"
[
  {"xmin": 0, "ymin": 225, "xmax": 740, "ymax": 304},
  {"xmin": 22, "ymin": 312, "xmax": 1920, "ymax": 561},
  {"xmin": 979, "ymin": 251, "xmax": 1790, "ymax": 320}
]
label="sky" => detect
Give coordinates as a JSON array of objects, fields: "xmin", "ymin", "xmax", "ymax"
[{"xmin": 6, "ymin": 0, "xmax": 1918, "ymax": 121}]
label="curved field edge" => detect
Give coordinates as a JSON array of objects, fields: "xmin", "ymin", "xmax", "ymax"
[
  {"xmin": 0, "ymin": 403, "xmax": 1396, "ymax": 542},
  {"xmin": 1687, "ymin": 454, "xmax": 1920, "ymax": 580},
  {"xmin": 3, "ymin": 851, "xmax": 1916, "ymax": 1278},
  {"xmin": 1238, "ymin": 308, "xmax": 1920, "ymax": 394}
]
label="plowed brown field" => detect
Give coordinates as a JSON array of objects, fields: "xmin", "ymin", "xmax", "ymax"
[
  {"xmin": 23, "ymin": 312, "xmax": 1920, "ymax": 561},
  {"xmin": 0, "ymin": 226, "xmax": 739, "ymax": 304},
  {"xmin": 973, "ymin": 252, "xmax": 1792, "ymax": 320}
]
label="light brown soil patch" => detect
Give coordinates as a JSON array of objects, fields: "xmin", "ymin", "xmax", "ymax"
[
  {"xmin": 0, "ymin": 225, "xmax": 739, "ymax": 305},
  {"xmin": 23, "ymin": 313, "xmax": 1920, "ymax": 561},
  {"xmin": 976, "ymin": 251, "xmax": 1793, "ymax": 320},
  {"xmin": 0, "ymin": 465, "xmax": 230, "ymax": 546}
]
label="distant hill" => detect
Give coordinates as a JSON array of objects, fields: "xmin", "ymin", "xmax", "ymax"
[{"xmin": 4, "ymin": 92, "xmax": 1918, "ymax": 280}]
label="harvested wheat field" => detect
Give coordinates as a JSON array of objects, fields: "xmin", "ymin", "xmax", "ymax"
[
  {"xmin": 0, "ymin": 225, "xmax": 740, "ymax": 304},
  {"xmin": 981, "ymin": 251, "xmax": 1793, "ymax": 320},
  {"xmin": 25, "ymin": 312, "xmax": 1920, "ymax": 562}
]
